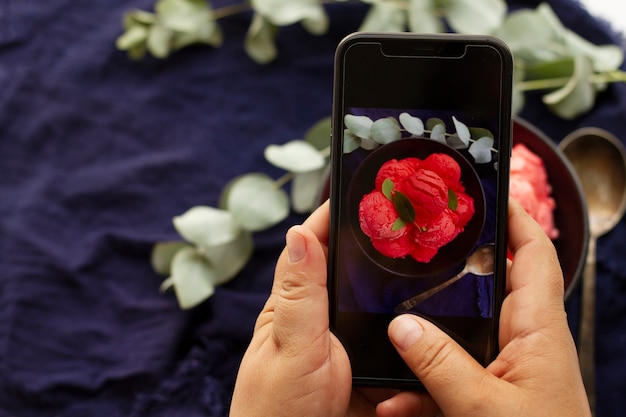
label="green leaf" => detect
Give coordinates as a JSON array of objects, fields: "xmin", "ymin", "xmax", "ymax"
[
  {"xmin": 151, "ymin": 241, "xmax": 190, "ymax": 275},
  {"xmin": 344, "ymin": 114, "xmax": 373, "ymax": 139},
  {"xmin": 201, "ymin": 230, "xmax": 254, "ymax": 285},
  {"xmin": 304, "ymin": 116, "xmax": 331, "ymax": 151},
  {"xmin": 222, "ymin": 173, "xmax": 290, "ymax": 231},
  {"xmin": 169, "ymin": 246, "xmax": 216, "ymax": 309},
  {"xmin": 494, "ymin": 8, "xmax": 560, "ymax": 63},
  {"xmin": 543, "ymin": 54, "xmax": 596, "ymax": 120},
  {"xmin": 445, "ymin": 0, "xmax": 506, "ymax": 34},
  {"xmin": 468, "ymin": 127, "xmax": 494, "ymax": 140},
  {"xmin": 429, "ymin": 123, "xmax": 446, "ymax": 144},
  {"xmin": 525, "ymin": 58, "xmax": 575, "ymax": 81},
  {"xmin": 359, "ymin": 3, "xmax": 407, "ymax": 32},
  {"xmin": 448, "ymin": 188, "xmax": 458, "ymax": 211},
  {"xmin": 408, "ymin": 0, "xmax": 443, "ymax": 33},
  {"xmin": 251, "ymin": 0, "xmax": 328, "ymax": 28},
  {"xmin": 264, "ymin": 140, "xmax": 326, "ymax": 173},
  {"xmin": 451, "ymin": 116, "xmax": 470, "ymax": 148},
  {"xmin": 123, "ymin": 10, "xmax": 157, "ymax": 28},
  {"xmin": 399, "ymin": 112, "xmax": 425, "ymax": 136},
  {"xmin": 116, "ymin": 25, "xmax": 149, "ymax": 50},
  {"xmin": 156, "ymin": 0, "xmax": 210, "ymax": 33},
  {"xmin": 173, "ymin": 206, "xmax": 241, "ymax": 248},
  {"xmin": 392, "ymin": 218, "xmax": 407, "ymax": 231},
  {"xmin": 245, "ymin": 13, "xmax": 278, "ymax": 64},
  {"xmin": 291, "ymin": 167, "xmax": 327, "ymax": 213},
  {"xmin": 468, "ymin": 136, "xmax": 494, "ymax": 163},
  {"xmin": 171, "ymin": 16, "xmax": 222, "ymax": 49},
  {"xmin": 426, "ymin": 118, "xmax": 446, "ymax": 132},
  {"xmin": 382, "ymin": 178, "xmax": 394, "ymax": 200},
  {"xmin": 343, "ymin": 130, "xmax": 361, "ymax": 154},
  {"xmin": 392, "ymin": 191, "xmax": 415, "ymax": 223},
  {"xmin": 147, "ymin": 24, "xmax": 173, "ymax": 58},
  {"xmin": 371, "ymin": 117, "xmax": 402, "ymax": 144}
]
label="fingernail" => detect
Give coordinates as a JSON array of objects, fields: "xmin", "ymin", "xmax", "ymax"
[
  {"xmin": 390, "ymin": 315, "xmax": 424, "ymax": 351},
  {"xmin": 286, "ymin": 228, "xmax": 306, "ymax": 264}
]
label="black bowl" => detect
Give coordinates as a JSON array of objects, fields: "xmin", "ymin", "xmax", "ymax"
[
  {"xmin": 347, "ymin": 138, "xmax": 486, "ymax": 278},
  {"xmin": 513, "ymin": 119, "xmax": 589, "ymax": 299}
]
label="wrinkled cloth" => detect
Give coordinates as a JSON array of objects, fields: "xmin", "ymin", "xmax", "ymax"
[{"xmin": 1, "ymin": 0, "xmax": 626, "ymax": 416}]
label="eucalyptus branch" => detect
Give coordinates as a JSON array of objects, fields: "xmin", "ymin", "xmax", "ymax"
[{"xmin": 212, "ymin": 2, "xmax": 251, "ymax": 19}]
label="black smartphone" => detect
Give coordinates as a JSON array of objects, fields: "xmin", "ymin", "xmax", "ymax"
[{"xmin": 328, "ymin": 32, "xmax": 513, "ymax": 388}]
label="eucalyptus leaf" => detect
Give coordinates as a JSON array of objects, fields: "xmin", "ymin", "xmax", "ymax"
[
  {"xmin": 304, "ymin": 116, "xmax": 332, "ymax": 151},
  {"xmin": 468, "ymin": 127, "xmax": 494, "ymax": 140},
  {"xmin": 223, "ymin": 173, "xmax": 290, "ymax": 231},
  {"xmin": 124, "ymin": 10, "xmax": 157, "ymax": 28},
  {"xmin": 429, "ymin": 123, "xmax": 446, "ymax": 144},
  {"xmin": 245, "ymin": 13, "xmax": 278, "ymax": 64},
  {"xmin": 408, "ymin": 0, "xmax": 443, "ymax": 33},
  {"xmin": 300, "ymin": 10, "xmax": 329, "ymax": 35},
  {"xmin": 170, "ymin": 246, "xmax": 216, "ymax": 309},
  {"xmin": 291, "ymin": 168, "xmax": 326, "ymax": 213},
  {"xmin": 371, "ymin": 117, "xmax": 402, "ymax": 144},
  {"xmin": 147, "ymin": 24, "xmax": 173, "ymax": 58},
  {"xmin": 265, "ymin": 140, "xmax": 326, "ymax": 173},
  {"xmin": 468, "ymin": 136, "xmax": 494, "ymax": 163},
  {"xmin": 343, "ymin": 130, "xmax": 361, "ymax": 154},
  {"xmin": 359, "ymin": 2, "xmax": 407, "ymax": 32},
  {"xmin": 251, "ymin": 0, "xmax": 327, "ymax": 27},
  {"xmin": 426, "ymin": 118, "xmax": 446, "ymax": 132},
  {"xmin": 543, "ymin": 54, "xmax": 595, "ymax": 120},
  {"xmin": 494, "ymin": 8, "xmax": 560, "ymax": 63},
  {"xmin": 173, "ymin": 206, "xmax": 241, "ymax": 248},
  {"xmin": 399, "ymin": 112, "xmax": 425, "ymax": 136},
  {"xmin": 452, "ymin": 117, "xmax": 470, "ymax": 147},
  {"xmin": 116, "ymin": 25, "xmax": 149, "ymax": 50},
  {"xmin": 344, "ymin": 114, "xmax": 373, "ymax": 139},
  {"xmin": 151, "ymin": 241, "xmax": 190, "ymax": 275},
  {"xmin": 360, "ymin": 137, "xmax": 380, "ymax": 150},
  {"xmin": 445, "ymin": 0, "xmax": 506, "ymax": 34},
  {"xmin": 201, "ymin": 229, "xmax": 254, "ymax": 285},
  {"xmin": 171, "ymin": 20, "xmax": 223, "ymax": 50},
  {"xmin": 156, "ymin": 0, "xmax": 210, "ymax": 33}
]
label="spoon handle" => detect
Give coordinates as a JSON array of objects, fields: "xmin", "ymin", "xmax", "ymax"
[
  {"xmin": 394, "ymin": 269, "xmax": 466, "ymax": 313},
  {"xmin": 578, "ymin": 236, "xmax": 597, "ymax": 416}
]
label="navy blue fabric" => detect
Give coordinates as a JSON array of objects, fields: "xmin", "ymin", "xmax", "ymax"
[{"xmin": 0, "ymin": 0, "xmax": 625, "ymax": 416}]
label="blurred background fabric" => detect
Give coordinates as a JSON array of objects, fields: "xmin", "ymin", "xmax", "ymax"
[{"xmin": 1, "ymin": 0, "xmax": 625, "ymax": 416}]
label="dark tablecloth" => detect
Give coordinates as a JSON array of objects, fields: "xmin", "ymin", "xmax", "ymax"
[{"xmin": 1, "ymin": 0, "xmax": 625, "ymax": 415}]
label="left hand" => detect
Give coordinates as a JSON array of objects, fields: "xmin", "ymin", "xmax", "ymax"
[{"xmin": 229, "ymin": 201, "xmax": 394, "ymax": 417}]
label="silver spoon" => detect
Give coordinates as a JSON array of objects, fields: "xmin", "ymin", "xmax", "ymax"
[
  {"xmin": 560, "ymin": 127, "xmax": 626, "ymax": 417},
  {"xmin": 395, "ymin": 244, "xmax": 495, "ymax": 313}
]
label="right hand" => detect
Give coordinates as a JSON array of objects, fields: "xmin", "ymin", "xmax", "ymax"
[{"xmin": 377, "ymin": 199, "xmax": 591, "ymax": 417}]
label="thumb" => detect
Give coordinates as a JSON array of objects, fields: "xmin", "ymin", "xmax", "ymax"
[
  {"xmin": 388, "ymin": 314, "xmax": 494, "ymax": 411},
  {"xmin": 271, "ymin": 225, "xmax": 330, "ymax": 354}
]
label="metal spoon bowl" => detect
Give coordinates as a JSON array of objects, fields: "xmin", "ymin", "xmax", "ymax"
[
  {"xmin": 560, "ymin": 127, "xmax": 626, "ymax": 416},
  {"xmin": 395, "ymin": 244, "xmax": 495, "ymax": 313}
]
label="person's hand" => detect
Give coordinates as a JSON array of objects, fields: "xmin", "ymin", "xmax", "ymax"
[
  {"xmin": 230, "ymin": 201, "xmax": 394, "ymax": 417},
  {"xmin": 377, "ymin": 199, "xmax": 592, "ymax": 417}
]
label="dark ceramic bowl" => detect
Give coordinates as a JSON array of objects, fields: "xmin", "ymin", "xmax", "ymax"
[
  {"xmin": 513, "ymin": 118, "xmax": 588, "ymax": 299},
  {"xmin": 347, "ymin": 138, "xmax": 486, "ymax": 278}
]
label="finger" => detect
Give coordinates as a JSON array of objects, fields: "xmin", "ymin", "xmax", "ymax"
[
  {"xmin": 301, "ymin": 199, "xmax": 330, "ymax": 246},
  {"xmin": 388, "ymin": 314, "xmax": 494, "ymax": 415},
  {"xmin": 501, "ymin": 199, "xmax": 566, "ymax": 345},
  {"xmin": 271, "ymin": 225, "xmax": 331, "ymax": 356},
  {"xmin": 376, "ymin": 391, "xmax": 440, "ymax": 417}
]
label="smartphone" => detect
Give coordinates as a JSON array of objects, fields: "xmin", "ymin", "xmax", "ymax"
[{"xmin": 328, "ymin": 33, "xmax": 513, "ymax": 388}]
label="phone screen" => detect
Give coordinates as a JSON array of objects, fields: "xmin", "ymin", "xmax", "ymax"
[{"xmin": 328, "ymin": 33, "xmax": 513, "ymax": 387}]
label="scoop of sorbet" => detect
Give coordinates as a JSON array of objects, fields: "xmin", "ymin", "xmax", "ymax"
[
  {"xmin": 510, "ymin": 144, "xmax": 558, "ymax": 239},
  {"xmin": 398, "ymin": 168, "xmax": 448, "ymax": 225}
]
